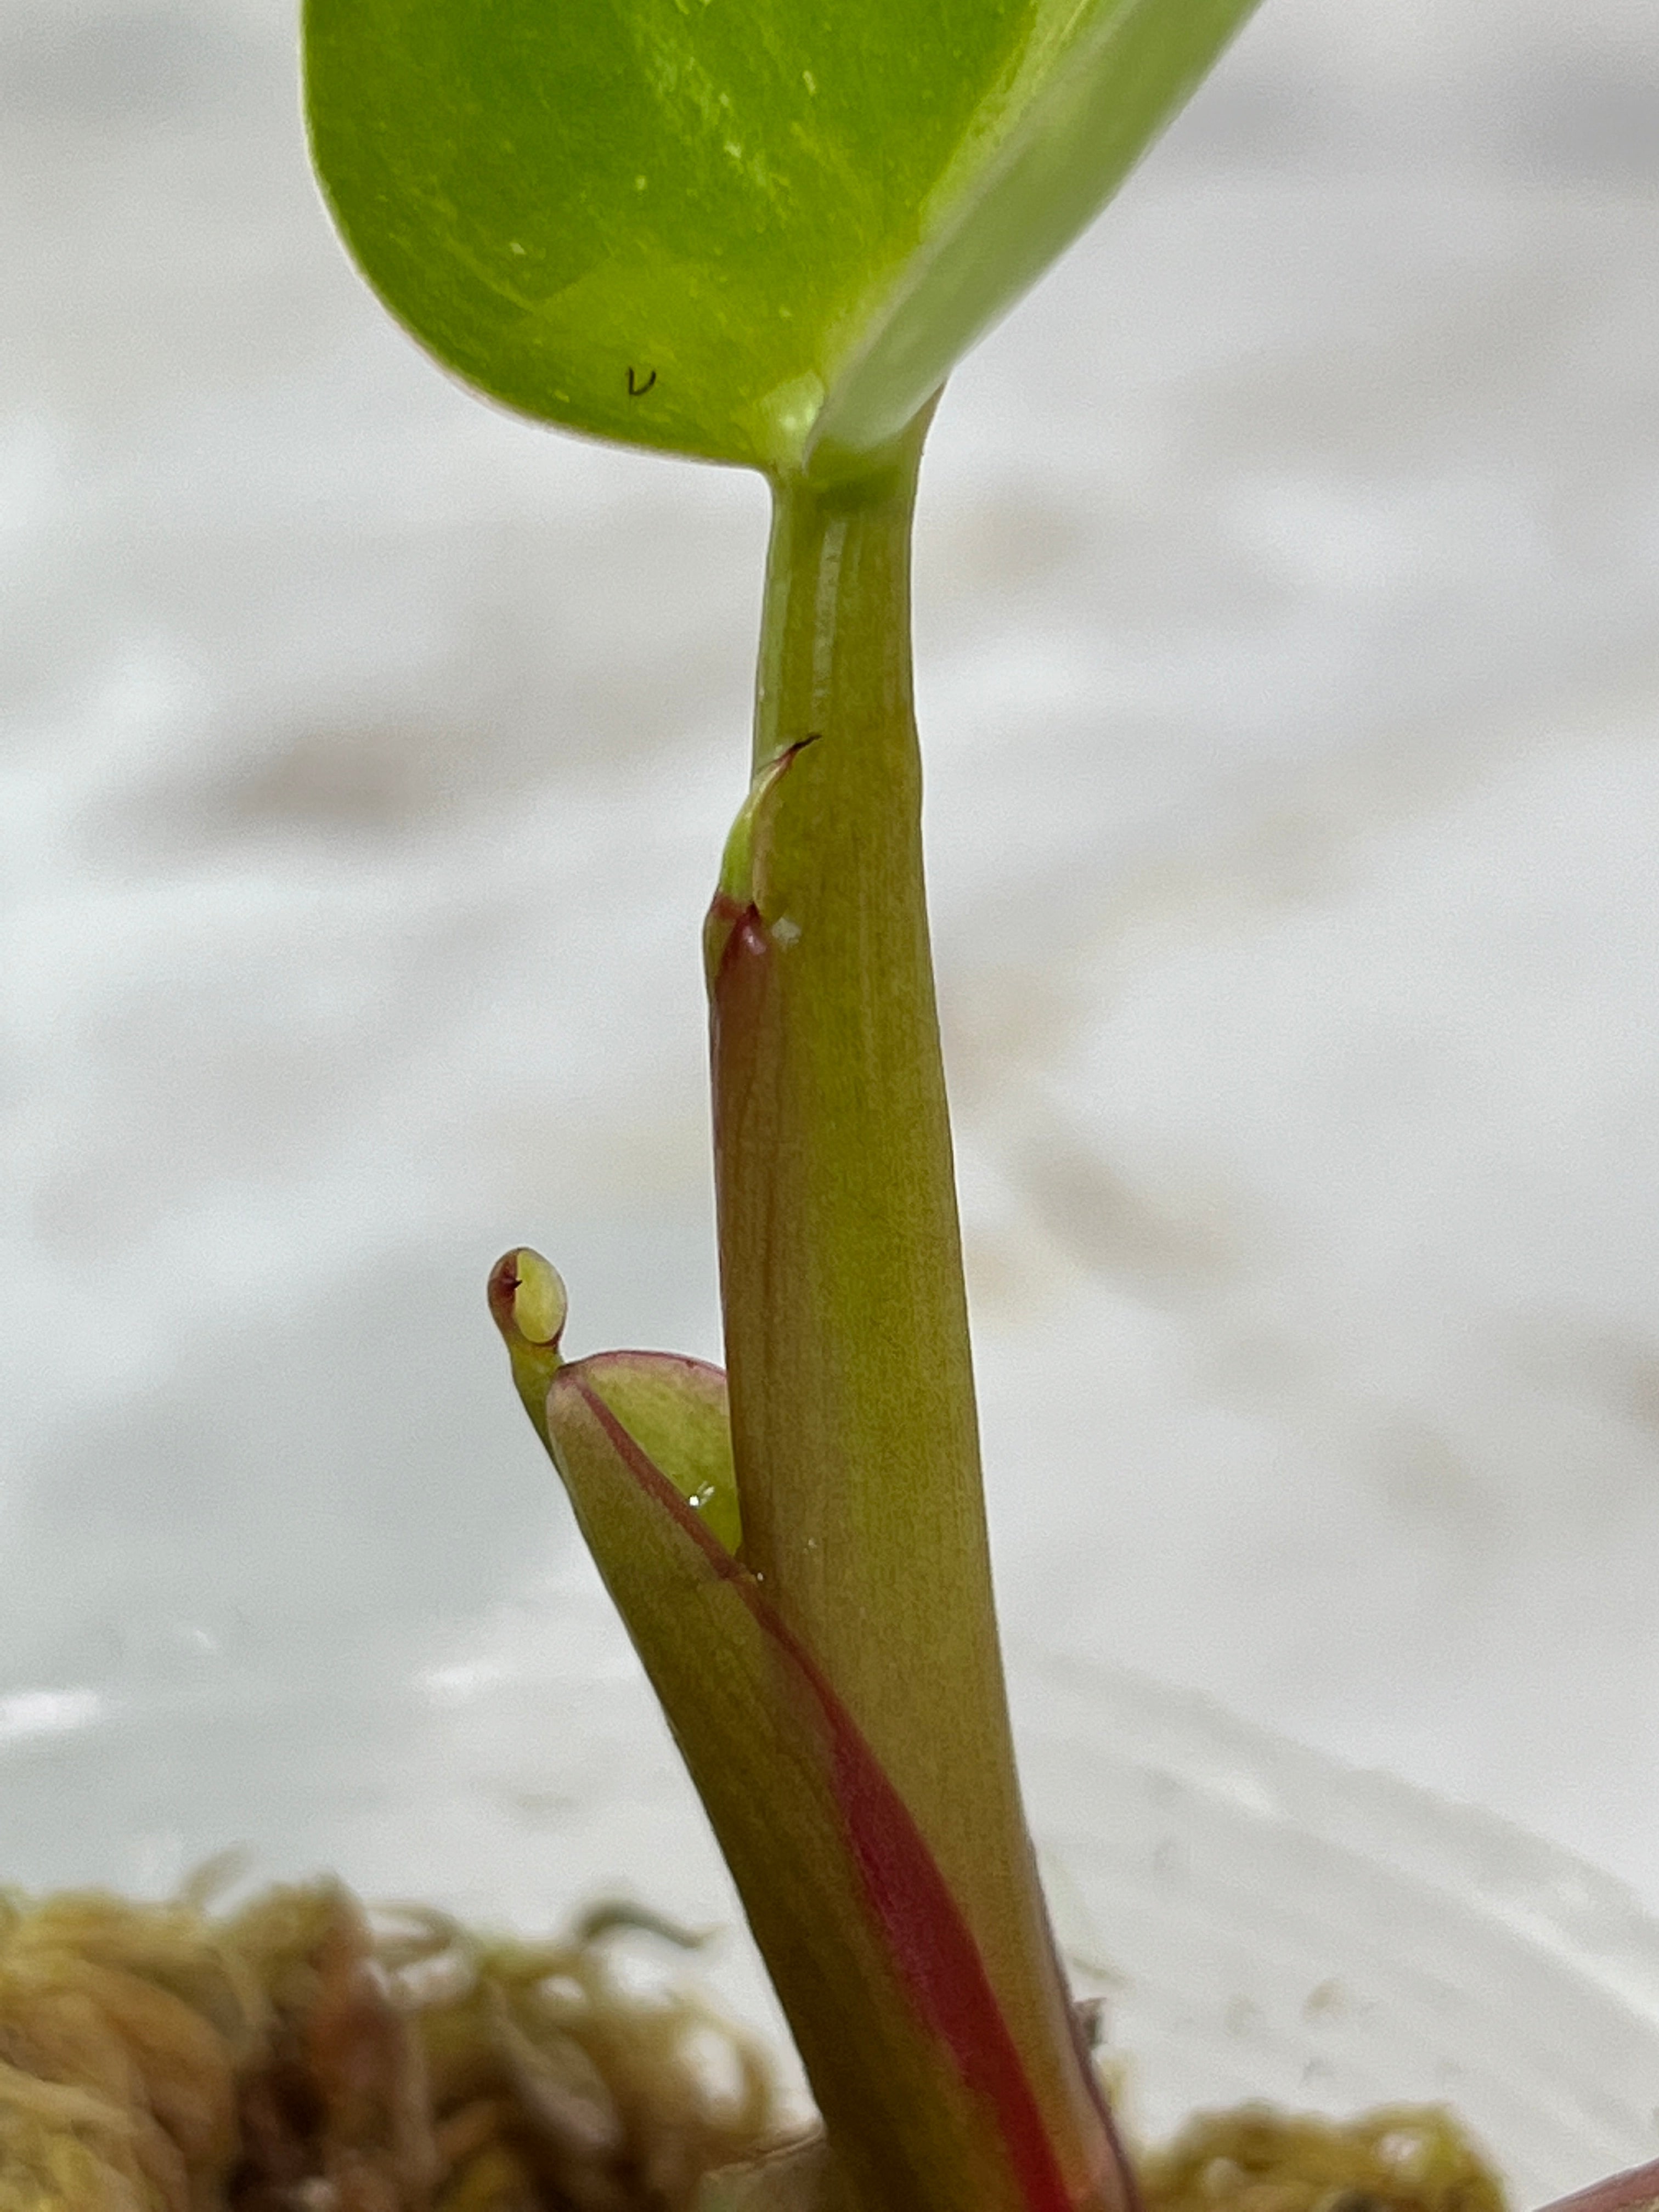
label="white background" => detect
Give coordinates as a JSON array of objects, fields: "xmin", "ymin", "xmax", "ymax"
[{"xmin": 3, "ymin": 0, "xmax": 1659, "ymax": 1909}]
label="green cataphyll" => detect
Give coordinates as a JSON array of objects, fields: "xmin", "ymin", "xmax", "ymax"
[{"xmin": 304, "ymin": 5, "xmax": 1256, "ymax": 2209}]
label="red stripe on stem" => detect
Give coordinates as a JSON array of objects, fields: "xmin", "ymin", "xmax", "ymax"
[
  {"xmin": 571, "ymin": 1374, "xmax": 1085, "ymax": 2212},
  {"xmin": 1536, "ymin": 2165, "xmax": 1659, "ymax": 2212}
]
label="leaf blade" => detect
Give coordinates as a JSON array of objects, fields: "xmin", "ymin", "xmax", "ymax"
[
  {"xmin": 304, "ymin": 0, "xmax": 1036, "ymax": 469},
  {"xmin": 809, "ymin": 0, "xmax": 1261, "ymax": 464},
  {"xmin": 304, "ymin": 0, "xmax": 1260, "ymax": 473}
]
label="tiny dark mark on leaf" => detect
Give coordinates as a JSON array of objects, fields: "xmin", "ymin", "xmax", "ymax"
[{"xmin": 626, "ymin": 366, "xmax": 657, "ymax": 397}]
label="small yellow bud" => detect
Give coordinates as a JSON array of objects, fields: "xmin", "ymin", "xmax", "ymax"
[{"xmin": 488, "ymin": 1248, "xmax": 569, "ymax": 1443}]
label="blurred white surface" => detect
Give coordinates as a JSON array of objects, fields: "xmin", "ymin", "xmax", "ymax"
[{"xmin": 3, "ymin": 0, "xmax": 1659, "ymax": 1916}]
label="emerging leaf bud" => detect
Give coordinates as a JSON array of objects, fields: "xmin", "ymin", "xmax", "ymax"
[
  {"xmin": 489, "ymin": 1246, "xmax": 568, "ymax": 1348},
  {"xmin": 488, "ymin": 1247, "xmax": 569, "ymax": 1440}
]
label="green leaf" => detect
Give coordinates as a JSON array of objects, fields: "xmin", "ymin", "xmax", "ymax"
[{"xmin": 304, "ymin": 0, "xmax": 1259, "ymax": 475}]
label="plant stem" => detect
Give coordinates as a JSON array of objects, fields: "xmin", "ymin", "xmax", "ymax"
[{"xmin": 707, "ymin": 413, "xmax": 1131, "ymax": 2211}]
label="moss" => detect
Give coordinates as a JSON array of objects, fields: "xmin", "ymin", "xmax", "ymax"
[
  {"xmin": 0, "ymin": 1881, "xmax": 774, "ymax": 2212},
  {"xmin": 1137, "ymin": 2103, "xmax": 1506, "ymax": 2212},
  {"xmin": 0, "ymin": 1879, "xmax": 1508, "ymax": 2212}
]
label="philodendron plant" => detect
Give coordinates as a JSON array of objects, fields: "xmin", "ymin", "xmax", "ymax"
[{"xmin": 303, "ymin": 4, "xmax": 1255, "ymax": 2208}]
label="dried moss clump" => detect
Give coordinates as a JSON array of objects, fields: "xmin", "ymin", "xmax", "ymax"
[
  {"xmin": 0, "ymin": 1881, "xmax": 775, "ymax": 2212},
  {"xmin": 1139, "ymin": 2103, "xmax": 1507, "ymax": 2212}
]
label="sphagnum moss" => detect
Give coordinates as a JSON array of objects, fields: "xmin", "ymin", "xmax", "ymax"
[
  {"xmin": 0, "ymin": 1878, "xmax": 1503, "ymax": 2212},
  {"xmin": 0, "ymin": 1880, "xmax": 773, "ymax": 2212}
]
